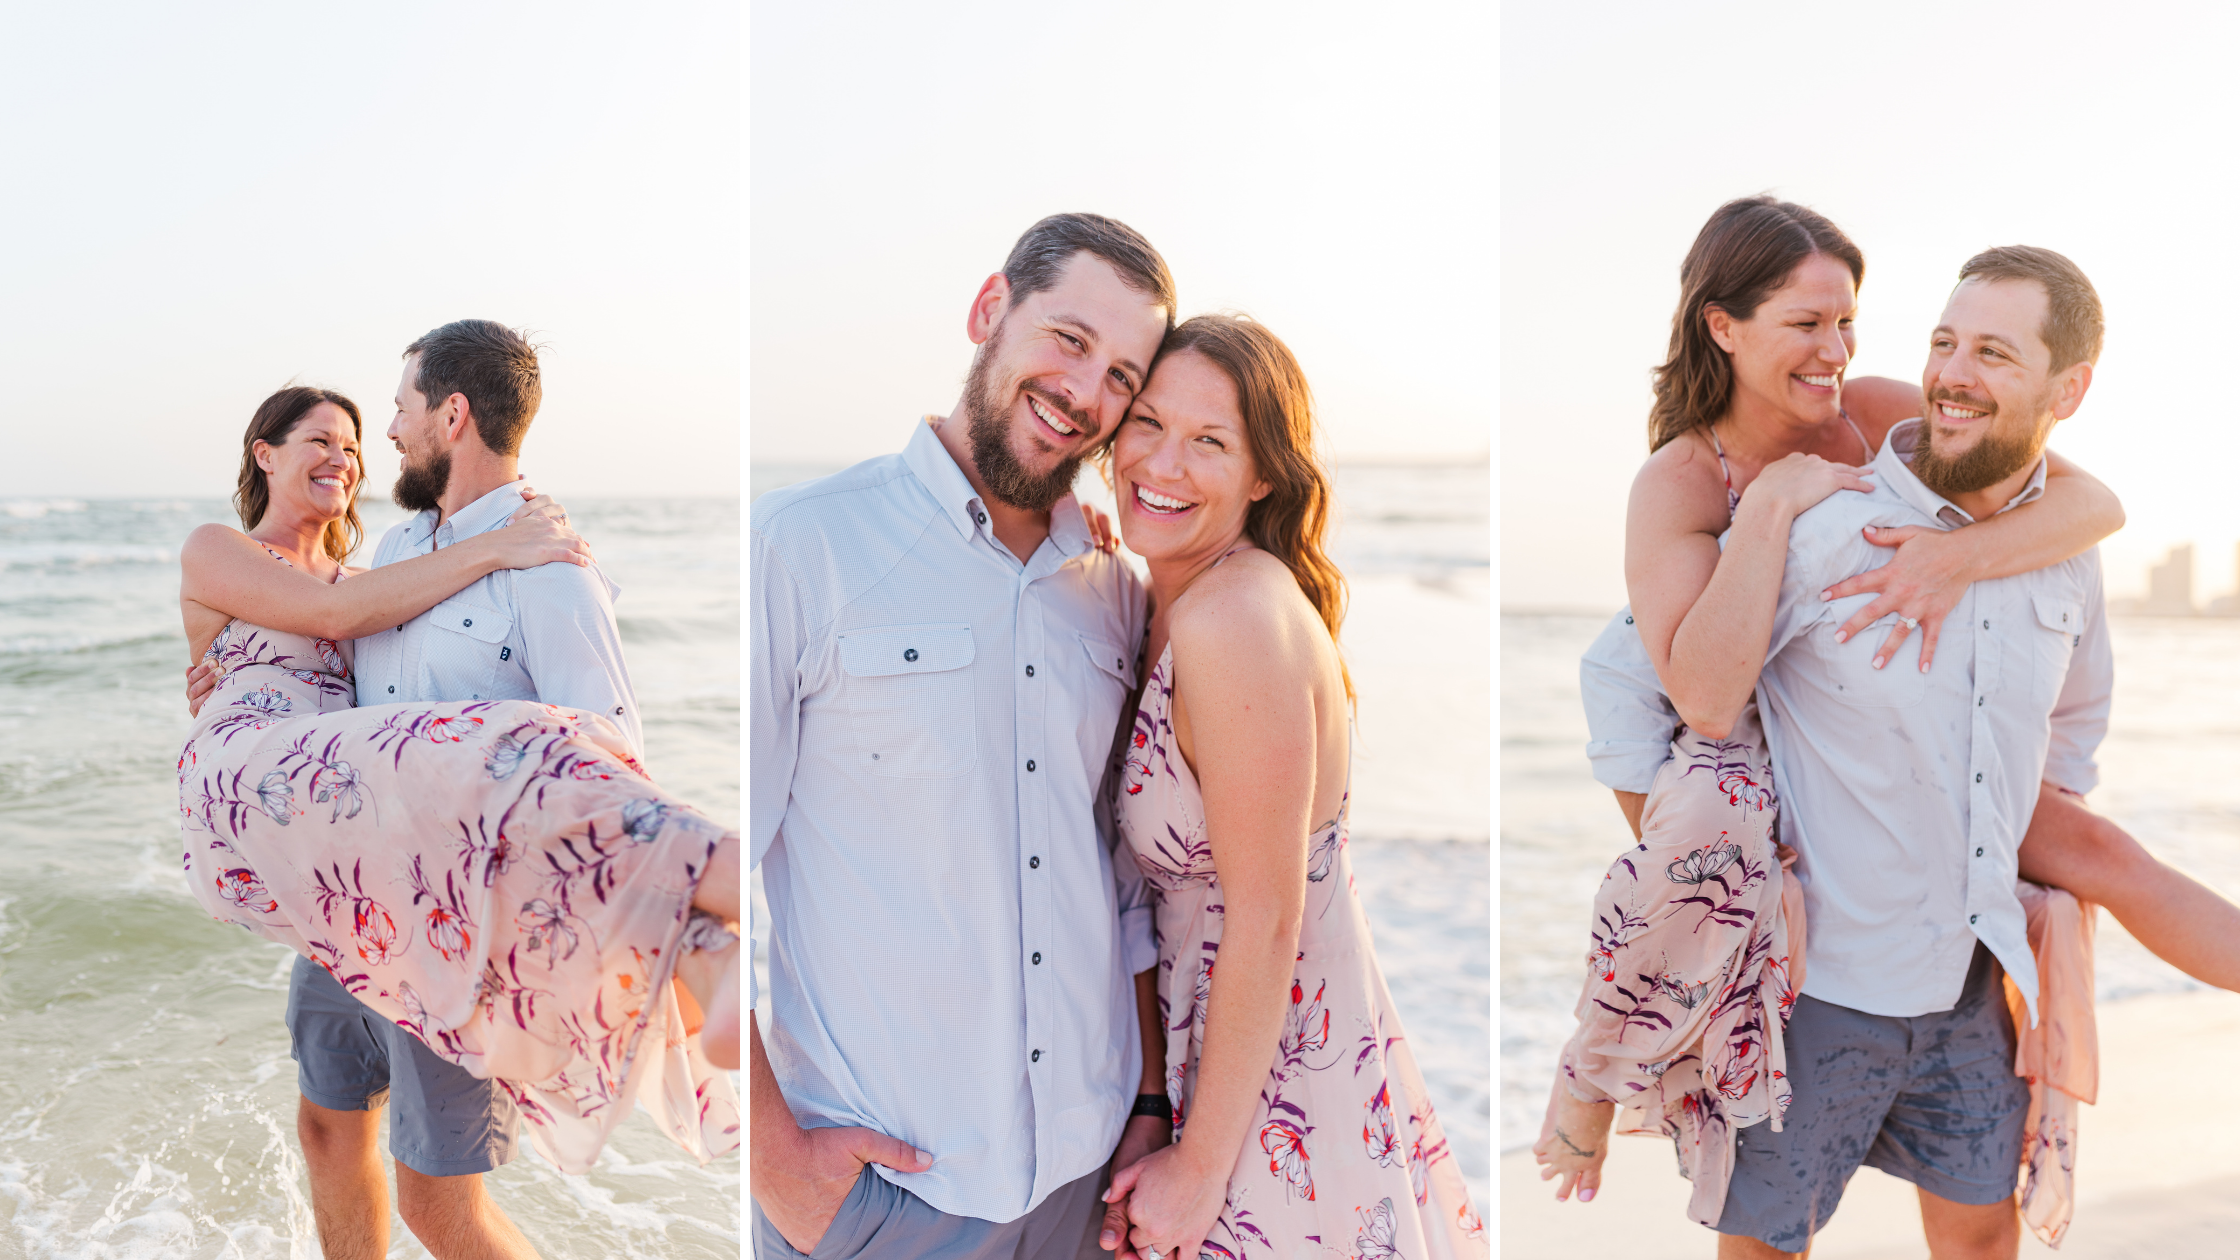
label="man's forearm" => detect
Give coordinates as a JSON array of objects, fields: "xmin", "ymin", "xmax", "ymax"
[{"xmin": 1134, "ymin": 968, "xmax": 1164, "ymax": 1095}]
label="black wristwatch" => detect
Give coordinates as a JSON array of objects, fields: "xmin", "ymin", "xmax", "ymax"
[{"xmin": 1130, "ymin": 1093, "xmax": 1169, "ymax": 1120}]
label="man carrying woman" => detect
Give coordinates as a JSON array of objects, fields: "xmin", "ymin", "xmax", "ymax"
[
  {"xmin": 1537, "ymin": 197, "xmax": 2240, "ymax": 1258},
  {"xmin": 179, "ymin": 321, "xmax": 741, "ymax": 1259}
]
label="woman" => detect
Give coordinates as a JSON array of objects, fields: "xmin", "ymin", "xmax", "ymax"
[
  {"xmin": 1096, "ymin": 317, "xmax": 1484, "ymax": 1260},
  {"xmin": 175, "ymin": 385, "xmax": 741, "ymax": 1174},
  {"xmin": 1532, "ymin": 196, "xmax": 2240, "ymax": 1214}
]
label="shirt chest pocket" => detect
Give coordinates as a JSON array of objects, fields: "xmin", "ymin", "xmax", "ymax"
[
  {"xmin": 427, "ymin": 598, "xmax": 513, "ymax": 698},
  {"xmin": 837, "ymin": 624, "xmax": 977, "ymax": 778},
  {"xmin": 2028, "ymin": 594, "xmax": 2083, "ymax": 708},
  {"xmin": 1076, "ymin": 634, "xmax": 1135, "ymax": 764},
  {"xmin": 1814, "ymin": 606, "xmax": 1926, "ymax": 707}
]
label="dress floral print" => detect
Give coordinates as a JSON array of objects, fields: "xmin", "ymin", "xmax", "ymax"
[
  {"xmin": 1545, "ymin": 704, "xmax": 1801, "ymax": 1231},
  {"xmin": 1547, "ymin": 705, "xmax": 2098, "ymax": 1246},
  {"xmin": 177, "ymin": 551, "xmax": 739, "ymax": 1174},
  {"xmin": 1114, "ymin": 643, "xmax": 1484, "ymax": 1260}
]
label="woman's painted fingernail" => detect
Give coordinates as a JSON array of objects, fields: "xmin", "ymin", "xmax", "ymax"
[
  {"xmin": 1921, "ymin": 659, "xmax": 1932, "ymax": 673},
  {"xmin": 1833, "ymin": 630, "xmax": 1847, "ymax": 643},
  {"xmin": 1580, "ymin": 1188, "xmax": 1595, "ymax": 1201},
  {"xmin": 1873, "ymin": 656, "xmax": 1886, "ymax": 670},
  {"xmin": 1820, "ymin": 589, "xmax": 1832, "ymax": 601}
]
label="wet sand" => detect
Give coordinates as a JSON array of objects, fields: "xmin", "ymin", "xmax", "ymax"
[{"xmin": 1499, "ymin": 987, "xmax": 2240, "ymax": 1257}]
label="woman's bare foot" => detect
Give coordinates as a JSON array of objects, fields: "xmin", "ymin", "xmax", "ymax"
[
  {"xmin": 1532, "ymin": 1086, "xmax": 1615, "ymax": 1202},
  {"xmin": 675, "ymin": 931, "xmax": 741, "ymax": 1070}
]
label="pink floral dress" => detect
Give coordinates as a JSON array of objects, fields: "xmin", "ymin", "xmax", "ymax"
[
  {"xmin": 1114, "ymin": 643, "xmax": 1485, "ymax": 1260},
  {"xmin": 175, "ymin": 551, "xmax": 739, "ymax": 1174}
]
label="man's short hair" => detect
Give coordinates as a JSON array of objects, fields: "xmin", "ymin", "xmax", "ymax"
[
  {"xmin": 1001, "ymin": 214, "xmax": 1177, "ymax": 333},
  {"xmin": 404, "ymin": 320, "xmax": 544, "ymax": 457},
  {"xmin": 1957, "ymin": 246, "xmax": 2105, "ymax": 372}
]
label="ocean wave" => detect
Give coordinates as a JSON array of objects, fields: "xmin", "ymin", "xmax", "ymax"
[
  {"xmin": 0, "ymin": 543, "xmax": 176, "ymax": 571},
  {"xmin": 0, "ymin": 501, "xmax": 88, "ymax": 520},
  {"xmin": 0, "ymin": 629, "xmax": 178, "ymax": 657}
]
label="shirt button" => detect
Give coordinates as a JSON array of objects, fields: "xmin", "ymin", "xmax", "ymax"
[
  {"xmin": 1032, "ymin": 951, "xmax": 1042, "ymax": 965},
  {"xmin": 387, "ymin": 685, "xmax": 395, "ymax": 694},
  {"xmin": 1976, "ymin": 847, "xmax": 1985, "ymax": 856},
  {"xmin": 1029, "ymin": 856, "xmax": 1040, "ymax": 869},
  {"xmin": 1977, "ymin": 696, "xmax": 1985, "ymax": 706},
  {"xmin": 1025, "ymin": 664, "xmax": 1035, "ymax": 677},
  {"xmin": 614, "ymin": 706, "xmax": 624, "ymax": 716},
  {"xmin": 1982, "ymin": 619, "xmax": 1990, "ymax": 629},
  {"xmin": 462, "ymin": 618, "xmax": 473, "ymax": 627},
  {"xmin": 1975, "ymin": 773, "xmax": 1984, "ymax": 783},
  {"xmin": 1625, "ymin": 615, "xmax": 1634, "ymax": 625},
  {"xmin": 1026, "ymin": 759, "xmax": 1037, "ymax": 772},
  {"xmin": 904, "ymin": 648, "xmax": 919, "ymax": 662},
  {"xmin": 975, "ymin": 511, "xmax": 987, "ymax": 525},
  {"xmin": 1970, "ymin": 914, "xmax": 1979, "ymax": 925},
  {"xmin": 1031, "ymin": 1049, "xmax": 1041, "ymax": 1063}
]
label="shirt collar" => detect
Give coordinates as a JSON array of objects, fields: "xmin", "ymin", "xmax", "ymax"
[
  {"xmin": 901, "ymin": 416, "xmax": 1090, "ymax": 559},
  {"xmin": 1877, "ymin": 418, "xmax": 2049, "ymax": 527},
  {"xmin": 408, "ymin": 479, "xmax": 531, "ymax": 546}
]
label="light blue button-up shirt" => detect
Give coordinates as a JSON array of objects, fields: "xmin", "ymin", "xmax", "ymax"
[
  {"xmin": 1580, "ymin": 420, "xmax": 2112, "ymax": 1022},
  {"xmin": 353, "ymin": 480, "xmax": 644, "ymax": 758},
  {"xmin": 751, "ymin": 418, "xmax": 1155, "ymax": 1224}
]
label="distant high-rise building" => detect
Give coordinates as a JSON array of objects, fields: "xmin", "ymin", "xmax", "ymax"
[
  {"xmin": 2208, "ymin": 543, "xmax": 2240, "ymax": 617},
  {"xmin": 2141, "ymin": 544, "xmax": 2197, "ymax": 616}
]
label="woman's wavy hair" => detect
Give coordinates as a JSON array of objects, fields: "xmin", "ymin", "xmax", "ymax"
[
  {"xmin": 1152, "ymin": 314, "xmax": 1353, "ymax": 699},
  {"xmin": 233, "ymin": 385, "xmax": 367, "ymax": 563},
  {"xmin": 1649, "ymin": 195, "xmax": 1865, "ymax": 451}
]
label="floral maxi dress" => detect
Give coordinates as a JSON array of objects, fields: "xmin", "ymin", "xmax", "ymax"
[
  {"xmin": 1114, "ymin": 643, "xmax": 1485, "ymax": 1260},
  {"xmin": 176, "ymin": 568, "xmax": 739, "ymax": 1175}
]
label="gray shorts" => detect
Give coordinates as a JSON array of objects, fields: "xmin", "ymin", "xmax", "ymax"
[
  {"xmin": 284, "ymin": 954, "xmax": 520, "ymax": 1177},
  {"xmin": 752, "ymin": 1161, "xmax": 1106, "ymax": 1260},
  {"xmin": 1717, "ymin": 942, "xmax": 2029, "ymax": 1251}
]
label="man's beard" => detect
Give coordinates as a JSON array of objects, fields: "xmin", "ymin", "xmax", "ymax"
[
  {"xmin": 962, "ymin": 324, "xmax": 1091, "ymax": 513},
  {"xmin": 1910, "ymin": 390, "xmax": 2051, "ymax": 500},
  {"xmin": 392, "ymin": 447, "xmax": 452, "ymax": 513}
]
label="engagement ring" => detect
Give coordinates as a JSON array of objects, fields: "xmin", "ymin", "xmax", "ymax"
[{"xmin": 1896, "ymin": 615, "xmax": 1919, "ymax": 631}]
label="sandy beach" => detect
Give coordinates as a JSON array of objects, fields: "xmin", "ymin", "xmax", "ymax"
[{"xmin": 1499, "ymin": 986, "xmax": 2240, "ymax": 1257}]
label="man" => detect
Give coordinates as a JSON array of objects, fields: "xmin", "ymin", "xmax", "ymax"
[
  {"xmin": 750, "ymin": 214, "xmax": 1175, "ymax": 1258},
  {"xmin": 284, "ymin": 320, "xmax": 640, "ymax": 1260},
  {"xmin": 1710, "ymin": 247, "xmax": 2111, "ymax": 1259}
]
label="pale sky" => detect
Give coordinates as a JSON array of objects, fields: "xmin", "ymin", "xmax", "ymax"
[
  {"xmin": 1503, "ymin": 1, "xmax": 2240, "ymax": 609},
  {"xmin": 749, "ymin": 0, "xmax": 1493, "ymax": 469},
  {"xmin": 0, "ymin": 2, "xmax": 738, "ymax": 501}
]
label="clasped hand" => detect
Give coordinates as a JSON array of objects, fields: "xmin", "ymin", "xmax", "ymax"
[{"xmin": 1101, "ymin": 1137, "xmax": 1223, "ymax": 1260}]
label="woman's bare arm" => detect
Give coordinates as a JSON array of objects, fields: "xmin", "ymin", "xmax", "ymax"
[
  {"xmin": 1821, "ymin": 447, "xmax": 2124, "ymax": 670},
  {"xmin": 1626, "ymin": 439, "xmax": 1870, "ymax": 740},
  {"xmin": 178, "ymin": 516, "xmax": 591, "ymax": 646},
  {"xmin": 1103, "ymin": 565, "xmax": 1326, "ymax": 1259}
]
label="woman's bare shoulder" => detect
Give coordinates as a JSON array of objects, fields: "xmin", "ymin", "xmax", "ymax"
[
  {"xmin": 1171, "ymin": 551, "xmax": 1316, "ymax": 656},
  {"xmin": 1628, "ymin": 432, "xmax": 1731, "ymax": 535},
  {"xmin": 1842, "ymin": 376, "xmax": 1923, "ymax": 450}
]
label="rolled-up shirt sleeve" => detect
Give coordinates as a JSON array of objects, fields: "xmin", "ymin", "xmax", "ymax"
[
  {"xmin": 1579, "ymin": 608, "xmax": 1680, "ymax": 792},
  {"xmin": 514, "ymin": 561, "xmax": 645, "ymax": 760},
  {"xmin": 2045, "ymin": 559, "xmax": 2113, "ymax": 795}
]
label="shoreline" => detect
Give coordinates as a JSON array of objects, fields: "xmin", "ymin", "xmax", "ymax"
[{"xmin": 1499, "ymin": 986, "xmax": 2240, "ymax": 1256}]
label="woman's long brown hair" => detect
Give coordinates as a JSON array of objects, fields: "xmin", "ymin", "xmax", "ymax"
[
  {"xmin": 233, "ymin": 386, "xmax": 367, "ymax": 563},
  {"xmin": 1648, "ymin": 195, "xmax": 1865, "ymax": 451},
  {"xmin": 1156, "ymin": 314, "xmax": 1353, "ymax": 700}
]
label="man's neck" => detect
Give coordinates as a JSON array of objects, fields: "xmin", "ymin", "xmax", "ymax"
[
  {"xmin": 435, "ymin": 449, "xmax": 522, "ymax": 529},
  {"xmin": 1945, "ymin": 455, "xmax": 2043, "ymax": 523},
  {"xmin": 932, "ymin": 405, "xmax": 1051, "ymax": 563}
]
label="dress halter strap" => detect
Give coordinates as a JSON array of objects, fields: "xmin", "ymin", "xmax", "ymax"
[
  {"xmin": 1707, "ymin": 427, "xmax": 1742, "ymax": 520},
  {"xmin": 1708, "ymin": 408, "xmax": 1872, "ymax": 523}
]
